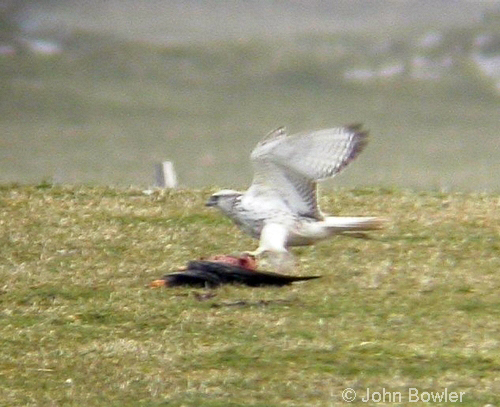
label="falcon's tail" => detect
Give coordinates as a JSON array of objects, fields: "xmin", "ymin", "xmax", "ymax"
[{"xmin": 323, "ymin": 216, "xmax": 386, "ymax": 232}]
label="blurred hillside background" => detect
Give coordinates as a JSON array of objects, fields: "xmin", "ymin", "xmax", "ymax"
[{"xmin": 1, "ymin": 0, "xmax": 499, "ymax": 190}]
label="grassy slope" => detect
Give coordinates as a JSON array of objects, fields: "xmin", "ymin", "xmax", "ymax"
[
  {"xmin": 1, "ymin": 184, "xmax": 500, "ymax": 406},
  {"xmin": 1, "ymin": 19, "xmax": 499, "ymax": 190}
]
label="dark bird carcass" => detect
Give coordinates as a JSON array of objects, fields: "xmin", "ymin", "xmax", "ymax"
[{"xmin": 151, "ymin": 255, "xmax": 320, "ymax": 288}]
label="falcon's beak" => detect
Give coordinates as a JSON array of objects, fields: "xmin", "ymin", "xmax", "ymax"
[{"xmin": 205, "ymin": 196, "xmax": 218, "ymax": 207}]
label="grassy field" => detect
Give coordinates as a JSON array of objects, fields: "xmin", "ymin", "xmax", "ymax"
[{"xmin": 1, "ymin": 184, "xmax": 500, "ymax": 406}]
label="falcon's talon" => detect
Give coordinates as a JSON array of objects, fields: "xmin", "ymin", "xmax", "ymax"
[{"xmin": 241, "ymin": 250, "xmax": 261, "ymax": 258}]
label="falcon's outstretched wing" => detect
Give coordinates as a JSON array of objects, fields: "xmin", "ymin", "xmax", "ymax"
[{"xmin": 248, "ymin": 124, "xmax": 368, "ymax": 219}]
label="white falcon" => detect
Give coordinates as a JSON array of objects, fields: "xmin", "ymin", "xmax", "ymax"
[{"xmin": 206, "ymin": 124, "xmax": 384, "ymax": 269}]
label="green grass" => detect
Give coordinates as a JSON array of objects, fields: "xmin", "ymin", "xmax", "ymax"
[{"xmin": 1, "ymin": 184, "xmax": 500, "ymax": 405}]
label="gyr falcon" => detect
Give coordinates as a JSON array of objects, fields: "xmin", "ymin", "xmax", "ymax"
[{"xmin": 206, "ymin": 124, "xmax": 384, "ymax": 269}]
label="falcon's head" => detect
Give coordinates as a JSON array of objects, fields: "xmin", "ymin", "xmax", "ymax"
[{"xmin": 206, "ymin": 190, "xmax": 242, "ymax": 214}]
